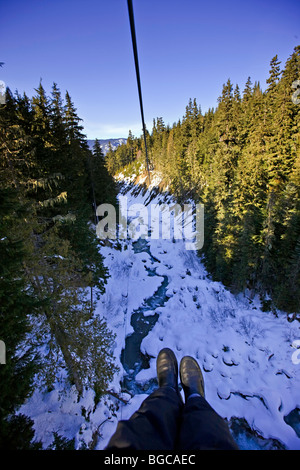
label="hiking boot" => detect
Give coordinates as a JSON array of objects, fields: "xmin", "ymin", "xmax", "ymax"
[
  {"xmin": 180, "ymin": 356, "xmax": 205, "ymax": 400},
  {"xmin": 156, "ymin": 348, "xmax": 179, "ymax": 393}
]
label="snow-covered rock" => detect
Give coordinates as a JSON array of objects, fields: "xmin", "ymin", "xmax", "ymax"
[{"xmin": 19, "ymin": 178, "xmax": 300, "ymax": 450}]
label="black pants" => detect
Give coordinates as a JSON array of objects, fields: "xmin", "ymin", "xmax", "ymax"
[{"xmin": 106, "ymin": 387, "xmax": 239, "ymax": 450}]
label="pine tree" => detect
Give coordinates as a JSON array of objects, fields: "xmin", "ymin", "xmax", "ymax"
[
  {"xmin": 266, "ymin": 55, "xmax": 282, "ymax": 93},
  {"xmin": 0, "ymin": 188, "xmax": 40, "ymax": 449},
  {"xmin": 62, "ymin": 91, "xmax": 89, "ymax": 209},
  {"xmin": 1, "ymin": 83, "xmax": 119, "ymax": 404},
  {"xmin": 126, "ymin": 130, "xmax": 137, "ymax": 164},
  {"xmin": 31, "ymin": 82, "xmax": 54, "ymax": 179},
  {"xmin": 26, "ymin": 224, "xmax": 116, "ymax": 396},
  {"xmin": 0, "ymin": 89, "xmax": 34, "ymax": 189},
  {"xmin": 64, "ymin": 91, "xmax": 86, "ymax": 144},
  {"xmin": 89, "ymin": 138, "xmax": 118, "ymax": 208},
  {"xmin": 49, "ymin": 83, "xmax": 68, "ymax": 170},
  {"xmin": 243, "ymin": 76, "xmax": 253, "ymax": 102},
  {"xmin": 271, "ymin": 47, "xmax": 300, "ymax": 310},
  {"xmin": 105, "ymin": 142, "xmax": 117, "ymax": 175},
  {"xmin": 100, "ymin": 45, "xmax": 300, "ymax": 313}
]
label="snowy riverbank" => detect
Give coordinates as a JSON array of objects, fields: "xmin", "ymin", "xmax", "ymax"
[{"xmin": 20, "ymin": 178, "xmax": 300, "ymax": 450}]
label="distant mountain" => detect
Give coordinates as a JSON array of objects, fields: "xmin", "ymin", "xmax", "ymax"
[{"xmin": 87, "ymin": 138, "xmax": 127, "ymax": 155}]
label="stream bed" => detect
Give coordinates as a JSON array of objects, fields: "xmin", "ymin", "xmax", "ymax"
[
  {"xmin": 118, "ymin": 239, "xmax": 291, "ymax": 449},
  {"xmin": 120, "ymin": 238, "xmax": 169, "ymax": 395}
]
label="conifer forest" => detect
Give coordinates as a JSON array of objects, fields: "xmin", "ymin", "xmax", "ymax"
[
  {"xmin": 107, "ymin": 46, "xmax": 300, "ymax": 313},
  {"xmin": 0, "ymin": 83, "xmax": 119, "ymax": 447},
  {"xmin": 0, "ymin": 44, "xmax": 300, "ymax": 449}
]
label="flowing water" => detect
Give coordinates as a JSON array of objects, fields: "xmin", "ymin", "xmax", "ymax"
[
  {"xmin": 120, "ymin": 238, "xmax": 169, "ymax": 395},
  {"xmin": 119, "ymin": 238, "xmax": 289, "ymax": 449}
]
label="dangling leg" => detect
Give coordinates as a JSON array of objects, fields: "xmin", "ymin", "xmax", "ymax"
[
  {"xmin": 178, "ymin": 356, "xmax": 239, "ymax": 450},
  {"xmin": 106, "ymin": 348, "xmax": 183, "ymax": 450}
]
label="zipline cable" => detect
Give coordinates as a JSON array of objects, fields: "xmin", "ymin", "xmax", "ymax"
[{"xmin": 127, "ymin": 0, "xmax": 151, "ymax": 186}]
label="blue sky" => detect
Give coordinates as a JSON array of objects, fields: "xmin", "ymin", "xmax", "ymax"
[{"xmin": 1, "ymin": 0, "xmax": 300, "ymax": 139}]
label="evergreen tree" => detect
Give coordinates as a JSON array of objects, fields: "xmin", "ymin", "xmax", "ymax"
[
  {"xmin": 49, "ymin": 83, "xmax": 68, "ymax": 171},
  {"xmin": 64, "ymin": 91, "xmax": 86, "ymax": 144},
  {"xmin": 31, "ymin": 82, "xmax": 54, "ymax": 179},
  {"xmin": 266, "ymin": 55, "xmax": 282, "ymax": 93},
  {"xmin": 105, "ymin": 142, "xmax": 117, "ymax": 175},
  {"xmin": 1, "ymin": 83, "xmax": 119, "ymax": 409},
  {"xmin": 92, "ymin": 45, "xmax": 300, "ymax": 313},
  {"xmin": 0, "ymin": 188, "xmax": 40, "ymax": 449},
  {"xmin": 62, "ymin": 91, "xmax": 89, "ymax": 209},
  {"xmin": 89, "ymin": 138, "xmax": 118, "ymax": 207}
]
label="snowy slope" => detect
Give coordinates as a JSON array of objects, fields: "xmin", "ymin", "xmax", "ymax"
[
  {"xmin": 87, "ymin": 138, "xmax": 127, "ymax": 155},
  {"xmin": 19, "ymin": 176, "xmax": 300, "ymax": 450}
]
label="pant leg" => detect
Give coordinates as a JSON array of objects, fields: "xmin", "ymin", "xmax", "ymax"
[
  {"xmin": 178, "ymin": 396, "xmax": 239, "ymax": 450},
  {"xmin": 106, "ymin": 387, "xmax": 184, "ymax": 450}
]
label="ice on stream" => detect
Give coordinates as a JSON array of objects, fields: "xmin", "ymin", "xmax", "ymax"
[{"xmin": 19, "ymin": 180, "xmax": 300, "ymax": 450}]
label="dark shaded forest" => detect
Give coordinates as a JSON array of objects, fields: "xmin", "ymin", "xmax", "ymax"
[
  {"xmin": 0, "ymin": 83, "xmax": 119, "ymax": 448},
  {"xmin": 1, "ymin": 45, "xmax": 299, "ymax": 449},
  {"xmin": 107, "ymin": 46, "xmax": 300, "ymax": 314}
]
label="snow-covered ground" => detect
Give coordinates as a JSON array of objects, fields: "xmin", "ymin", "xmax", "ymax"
[{"xmin": 20, "ymin": 176, "xmax": 300, "ymax": 450}]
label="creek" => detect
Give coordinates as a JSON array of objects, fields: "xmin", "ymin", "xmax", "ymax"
[{"xmin": 120, "ymin": 238, "xmax": 169, "ymax": 395}]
